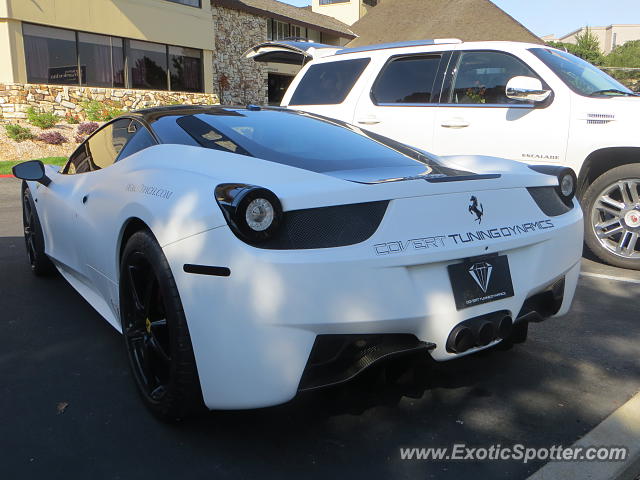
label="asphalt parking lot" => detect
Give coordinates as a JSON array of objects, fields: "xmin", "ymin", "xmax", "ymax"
[{"xmin": 1, "ymin": 176, "xmax": 639, "ymax": 480}]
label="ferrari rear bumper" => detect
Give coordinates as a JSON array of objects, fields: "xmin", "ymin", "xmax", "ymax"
[{"xmin": 162, "ymin": 197, "xmax": 582, "ymax": 409}]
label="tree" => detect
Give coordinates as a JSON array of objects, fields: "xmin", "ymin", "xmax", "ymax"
[
  {"xmin": 573, "ymin": 27, "xmax": 604, "ymax": 65},
  {"xmin": 605, "ymin": 40, "xmax": 640, "ymax": 68}
]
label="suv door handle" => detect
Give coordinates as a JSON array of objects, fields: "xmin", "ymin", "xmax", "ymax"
[
  {"xmin": 356, "ymin": 115, "xmax": 381, "ymax": 125},
  {"xmin": 441, "ymin": 118, "xmax": 470, "ymax": 129}
]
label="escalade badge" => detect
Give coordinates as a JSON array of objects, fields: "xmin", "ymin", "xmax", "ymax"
[{"xmin": 469, "ymin": 196, "xmax": 484, "ymax": 224}]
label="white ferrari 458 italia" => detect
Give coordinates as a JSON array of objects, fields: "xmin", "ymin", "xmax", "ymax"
[{"xmin": 13, "ymin": 105, "xmax": 583, "ymax": 420}]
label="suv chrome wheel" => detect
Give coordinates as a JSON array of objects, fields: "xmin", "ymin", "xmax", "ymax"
[{"xmin": 591, "ymin": 179, "xmax": 640, "ymax": 259}]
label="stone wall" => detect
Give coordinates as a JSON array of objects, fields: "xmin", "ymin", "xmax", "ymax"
[
  {"xmin": 0, "ymin": 83, "xmax": 220, "ymax": 120},
  {"xmin": 212, "ymin": 5, "xmax": 267, "ymax": 105}
]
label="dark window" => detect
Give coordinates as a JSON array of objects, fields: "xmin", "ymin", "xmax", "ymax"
[
  {"xmin": 165, "ymin": 0, "xmax": 201, "ymax": 7},
  {"xmin": 176, "ymin": 115, "xmax": 251, "ymax": 156},
  {"xmin": 23, "ymin": 24, "xmax": 78, "ymax": 85},
  {"xmin": 169, "ymin": 46, "xmax": 202, "ymax": 92},
  {"xmin": 116, "ymin": 121, "xmax": 157, "ymax": 161},
  {"xmin": 372, "ymin": 55, "xmax": 441, "ymax": 104},
  {"xmin": 65, "ymin": 145, "xmax": 92, "ymax": 175},
  {"xmin": 290, "ymin": 58, "xmax": 370, "ymax": 105},
  {"xmin": 78, "ymin": 33, "xmax": 124, "ymax": 88},
  {"xmin": 155, "ymin": 109, "xmax": 439, "ymax": 174},
  {"xmin": 149, "ymin": 115, "xmax": 201, "ymax": 146},
  {"xmin": 128, "ymin": 40, "xmax": 168, "ymax": 90},
  {"xmin": 267, "ymin": 19, "xmax": 291, "ymax": 41},
  {"xmin": 447, "ymin": 51, "xmax": 539, "ymax": 105},
  {"xmin": 22, "ymin": 23, "xmax": 202, "ymax": 92},
  {"xmin": 268, "ymin": 73, "xmax": 294, "ymax": 105},
  {"xmin": 86, "ymin": 119, "xmax": 132, "ymax": 170},
  {"xmin": 529, "ymin": 48, "xmax": 632, "ymax": 97}
]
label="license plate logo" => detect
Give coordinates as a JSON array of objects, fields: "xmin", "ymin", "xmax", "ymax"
[{"xmin": 448, "ymin": 255, "xmax": 514, "ymax": 310}]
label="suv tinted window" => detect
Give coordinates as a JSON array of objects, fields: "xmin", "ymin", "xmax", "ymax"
[
  {"xmin": 289, "ymin": 58, "xmax": 370, "ymax": 105},
  {"xmin": 372, "ymin": 55, "xmax": 441, "ymax": 104},
  {"xmin": 530, "ymin": 47, "xmax": 633, "ymax": 97},
  {"xmin": 447, "ymin": 51, "xmax": 539, "ymax": 105}
]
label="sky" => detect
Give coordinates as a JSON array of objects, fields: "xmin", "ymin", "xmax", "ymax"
[{"xmin": 279, "ymin": 0, "xmax": 640, "ymax": 37}]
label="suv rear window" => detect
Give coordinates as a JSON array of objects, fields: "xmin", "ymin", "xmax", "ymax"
[{"xmin": 289, "ymin": 58, "xmax": 370, "ymax": 105}]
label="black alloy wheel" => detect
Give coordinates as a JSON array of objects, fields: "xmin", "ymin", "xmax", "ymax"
[
  {"xmin": 21, "ymin": 185, "xmax": 55, "ymax": 276},
  {"xmin": 120, "ymin": 230, "xmax": 204, "ymax": 421}
]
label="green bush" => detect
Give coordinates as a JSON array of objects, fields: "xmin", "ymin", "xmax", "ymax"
[
  {"xmin": 81, "ymin": 100, "xmax": 125, "ymax": 121},
  {"xmin": 5, "ymin": 124, "xmax": 35, "ymax": 142},
  {"xmin": 26, "ymin": 107, "xmax": 59, "ymax": 129}
]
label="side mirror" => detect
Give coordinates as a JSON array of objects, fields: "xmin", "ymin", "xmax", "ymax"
[
  {"xmin": 12, "ymin": 160, "xmax": 51, "ymax": 186},
  {"xmin": 506, "ymin": 76, "xmax": 551, "ymax": 103}
]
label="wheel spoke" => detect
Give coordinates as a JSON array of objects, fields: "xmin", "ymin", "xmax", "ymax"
[
  {"xmin": 596, "ymin": 204, "xmax": 623, "ymax": 218},
  {"xmin": 599, "ymin": 195, "xmax": 625, "ymax": 211},
  {"xmin": 140, "ymin": 338, "xmax": 156, "ymax": 386},
  {"xmin": 624, "ymin": 232, "xmax": 639, "ymax": 255},
  {"xmin": 597, "ymin": 225, "xmax": 624, "ymax": 239},
  {"xmin": 616, "ymin": 231, "xmax": 632, "ymax": 253},
  {"xmin": 627, "ymin": 181, "xmax": 640, "ymax": 204},
  {"xmin": 618, "ymin": 182, "xmax": 633, "ymax": 205},
  {"xmin": 148, "ymin": 335, "xmax": 171, "ymax": 365},
  {"xmin": 595, "ymin": 217, "xmax": 622, "ymax": 230},
  {"xmin": 127, "ymin": 264, "xmax": 154, "ymax": 316}
]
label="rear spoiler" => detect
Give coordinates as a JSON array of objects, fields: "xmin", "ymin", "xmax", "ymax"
[{"xmin": 243, "ymin": 40, "xmax": 341, "ymax": 65}]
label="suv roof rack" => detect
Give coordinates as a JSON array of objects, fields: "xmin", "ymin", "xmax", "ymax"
[{"xmin": 335, "ymin": 38, "xmax": 463, "ymax": 56}]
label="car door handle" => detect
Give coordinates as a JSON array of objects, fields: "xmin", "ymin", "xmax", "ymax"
[
  {"xmin": 356, "ymin": 116, "xmax": 381, "ymax": 125},
  {"xmin": 441, "ymin": 118, "xmax": 470, "ymax": 129},
  {"xmin": 82, "ymin": 195, "xmax": 88, "ymax": 204}
]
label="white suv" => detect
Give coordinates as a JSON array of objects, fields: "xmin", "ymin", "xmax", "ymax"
[{"xmin": 247, "ymin": 39, "xmax": 640, "ymax": 269}]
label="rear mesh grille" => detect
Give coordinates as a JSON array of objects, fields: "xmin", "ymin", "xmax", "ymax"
[
  {"xmin": 527, "ymin": 186, "xmax": 573, "ymax": 217},
  {"xmin": 260, "ymin": 201, "xmax": 389, "ymax": 250}
]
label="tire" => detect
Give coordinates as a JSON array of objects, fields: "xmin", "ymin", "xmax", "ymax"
[
  {"xmin": 119, "ymin": 230, "xmax": 205, "ymax": 421},
  {"xmin": 21, "ymin": 184, "xmax": 55, "ymax": 276},
  {"xmin": 583, "ymin": 164, "xmax": 640, "ymax": 270}
]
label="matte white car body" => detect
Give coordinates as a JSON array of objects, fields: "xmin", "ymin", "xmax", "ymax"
[{"xmin": 26, "ymin": 108, "xmax": 583, "ymax": 410}]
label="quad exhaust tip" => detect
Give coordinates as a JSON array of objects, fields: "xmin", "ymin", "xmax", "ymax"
[
  {"xmin": 447, "ymin": 325, "xmax": 475, "ymax": 353},
  {"xmin": 446, "ymin": 313, "xmax": 514, "ymax": 354}
]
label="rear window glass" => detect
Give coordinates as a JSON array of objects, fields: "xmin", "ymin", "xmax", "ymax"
[
  {"xmin": 289, "ymin": 58, "xmax": 370, "ymax": 105},
  {"xmin": 151, "ymin": 108, "xmax": 440, "ymax": 174},
  {"xmin": 372, "ymin": 55, "xmax": 441, "ymax": 104}
]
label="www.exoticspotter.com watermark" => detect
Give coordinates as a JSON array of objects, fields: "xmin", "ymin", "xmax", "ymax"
[{"xmin": 399, "ymin": 444, "xmax": 628, "ymax": 464}]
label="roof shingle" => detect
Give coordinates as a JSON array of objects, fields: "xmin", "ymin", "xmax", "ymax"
[{"xmin": 348, "ymin": 0, "xmax": 542, "ymax": 47}]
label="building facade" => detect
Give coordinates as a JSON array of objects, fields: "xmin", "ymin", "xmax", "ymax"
[
  {"xmin": 0, "ymin": 0, "xmax": 218, "ymax": 118},
  {"xmin": 554, "ymin": 25, "xmax": 640, "ymax": 54},
  {"xmin": 311, "ymin": 0, "xmax": 378, "ymax": 26},
  {"xmin": 211, "ymin": 0, "xmax": 354, "ymax": 105}
]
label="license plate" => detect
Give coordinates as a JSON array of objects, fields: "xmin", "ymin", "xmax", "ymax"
[{"xmin": 447, "ymin": 254, "xmax": 514, "ymax": 310}]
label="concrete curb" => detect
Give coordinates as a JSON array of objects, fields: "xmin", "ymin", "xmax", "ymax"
[{"xmin": 528, "ymin": 391, "xmax": 640, "ymax": 480}]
